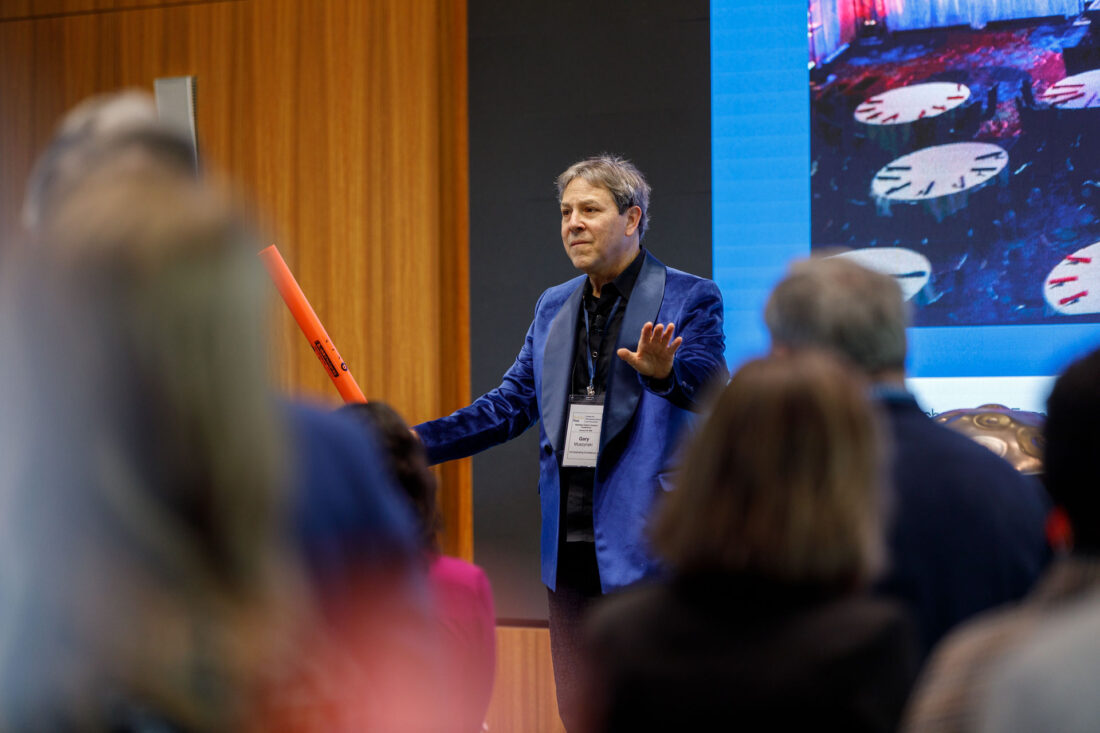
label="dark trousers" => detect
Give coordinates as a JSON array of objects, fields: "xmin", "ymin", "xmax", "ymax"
[{"xmin": 547, "ymin": 541, "xmax": 602, "ymax": 732}]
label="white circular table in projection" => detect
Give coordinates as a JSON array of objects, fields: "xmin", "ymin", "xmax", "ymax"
[
  {"xmin": 831, "ymin": 247, "xmax": 931, "ymax": 302},
  {"xmin": 1040, "ymin": 70, "xmax": 1100, "ymax": 109},
  {"xmin": 1044, "ymin": 242, "xmax": 1100, "ymax": 315},
  {"xmin": 854, "ymin": 82, "xmax": 971, "ymax": 125},
  {"xmin": 871, "ymin": 142, "xmax": 1008, "ymax": 202}
]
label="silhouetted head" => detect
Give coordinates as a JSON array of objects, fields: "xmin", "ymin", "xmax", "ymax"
[
  {"xmin": 653, "ymin": 350, "xmax": 884, "ymax": 588},
  {"xmin": 340, "ymin": 401, "xmax": 442, "ymax": 554},
  {"xmin": 1044, "ymin": 347, "xmax": 1100, "ymax": 552}
]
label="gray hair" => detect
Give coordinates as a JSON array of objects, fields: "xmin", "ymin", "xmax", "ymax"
[
  {"xmin": 556, "ymin": 154, "xmax": 652, "ymax": 240},
  {"xmin": 764, "ymin": 256, "xmax": 909, "ymax": 375},
  {"xmin": 23, "ymin": 90, "xmax": 196, "ymax": 232}
]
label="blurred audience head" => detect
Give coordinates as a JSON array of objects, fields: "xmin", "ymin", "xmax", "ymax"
[
  {"xmin": 765, "ymin": 255, "xmax": 908, "ymax": 379},
  {"xmin": 23, "ymin": 89, "xmax": 196, "ymax": 233},
  {"xmin": 652, "ymin": 351, "xmax": 884, "ymax": 588},
  {"xmin": 0, "ymin": 139, "xmax": 292, "ymax": 730},
  {"xmin": 340, "ymin": 401, "xmax": 443, "ymax": 554},
  {"xmin": 1043, "ymin": 347, "xmax": 1100, "ymax": 552}
]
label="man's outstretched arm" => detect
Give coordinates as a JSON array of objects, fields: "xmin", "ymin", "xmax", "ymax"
[{"xmin": 413, "ymin": 298, "xmax": 544, "ymax": 465}]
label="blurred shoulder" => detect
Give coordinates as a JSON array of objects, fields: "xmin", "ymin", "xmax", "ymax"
[
  {"xmin": 430, "ymin": 555, "xmax": 491, "ymax": 590},
  {"xmin": 885, "ymin": 399, "xmax": 1037, "ymax": 481}
]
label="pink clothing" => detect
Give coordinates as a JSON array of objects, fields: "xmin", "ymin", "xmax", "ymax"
[{"xmin": 428, "ymin": 555, "xmax": 496, "ymax": 732}]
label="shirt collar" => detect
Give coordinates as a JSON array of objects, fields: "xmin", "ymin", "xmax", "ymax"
[{"xmin": 585, "ymin": 247, "xmax": 646, "ymax": 301}]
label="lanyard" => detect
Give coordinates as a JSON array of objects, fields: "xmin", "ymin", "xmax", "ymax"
[{"xmin": 582, "ymin": 296, "xmax": 621, "ymax": 397}]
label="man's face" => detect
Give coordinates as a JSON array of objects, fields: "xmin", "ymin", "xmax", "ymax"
[{"xmin": 559, "ymin": 177, "xmax": 640, "ymax": 279}]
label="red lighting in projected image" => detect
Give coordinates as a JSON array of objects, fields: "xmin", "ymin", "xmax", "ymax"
[{"xmin": 857, "ymin": 0, "xmax": 887, "ymax": 24}]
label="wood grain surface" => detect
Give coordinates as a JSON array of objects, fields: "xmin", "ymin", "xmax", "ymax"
[
  {"xmin": 0, "ymin": 0, "xmax": 239, "ymax": 22},
  {"xmin": 0, "ymin": 0, "xmax": 472, "ymax": 558},
  {"xmin": 487, "ymin": 626, "xmax": 567, "ymax": 733}
]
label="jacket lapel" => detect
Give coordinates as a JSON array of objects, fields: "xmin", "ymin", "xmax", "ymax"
[
  {"xmin": 541, "ymin": 281, "xmax": 585, "ymax": 453},
  {"xmin": 601, "ymin": 252, "xmax": 666, "ymax": 455}
]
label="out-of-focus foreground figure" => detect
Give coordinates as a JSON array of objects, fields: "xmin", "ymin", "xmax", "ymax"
[
  {"xmin": 582, "ymin": 351, "xmax": 918, "ymax": 733},
  {"xmin": 21, "ymin": 90, "xmax": 173, "ymax": 234},
  {"xmin": 0, "ymin": 92, "xmax": 445, "ymax": 732},
  {"xmin": 0, "ymin": 160, "xmax": 296, "ymax": 731},
  {"xmin": 342, "ymin": 401, "xmax": 497, "ymax": 733},
  {"xmin": 905, "ymin": 346, "xmax": 1100, "ymax": 733}
]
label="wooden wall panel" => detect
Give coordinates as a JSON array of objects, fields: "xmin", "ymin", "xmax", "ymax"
[
  {"xmin": 435, "ymin": 0, "xmax": 472, "ymax": 553},
  {"xmin": 0, "ymin": 0, "xmax": 472, "ymax": 558},
  {"xmin": 487, "ymin": 626, "xmax": 566, "ymax": 733},
  {"xmin": 0, "ymin": 0, "xmax": 236, "ymax": 22}
]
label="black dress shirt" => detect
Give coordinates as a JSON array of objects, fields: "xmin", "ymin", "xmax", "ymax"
[{"xmin": 562, "ymin": 249, "xmax": 646, "ymax": 543}]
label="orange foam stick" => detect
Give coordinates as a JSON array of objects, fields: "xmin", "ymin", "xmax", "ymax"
[{"xmin": 259, "ymin": 244, "xmax": 367, "ymax": 404}]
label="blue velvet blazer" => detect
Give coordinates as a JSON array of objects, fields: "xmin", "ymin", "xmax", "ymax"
[{"xmin": 415, "ymin": 252, "xmax": 727, "ymax": 591}]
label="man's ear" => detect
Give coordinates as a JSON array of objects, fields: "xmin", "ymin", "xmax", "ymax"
[{"xmin": 624, "ymin": 205, "xmax": 642, "ymax": 237}]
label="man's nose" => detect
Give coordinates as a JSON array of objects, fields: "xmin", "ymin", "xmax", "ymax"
[{"xmin": 567, "ymin": 212, "xmax": 584, "ymax": 230}]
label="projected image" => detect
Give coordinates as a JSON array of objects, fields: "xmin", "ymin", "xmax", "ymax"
[{"xmin": 809, "ymin": 0, "xmax": 1100, "ymax": 326}]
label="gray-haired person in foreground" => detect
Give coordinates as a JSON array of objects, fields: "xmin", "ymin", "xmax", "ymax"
[{"xmin": 765, "ymin": 255, "xmax": 1049, "ymax": 658}]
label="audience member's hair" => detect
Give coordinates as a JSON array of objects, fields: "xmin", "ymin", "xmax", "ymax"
[
  {"xmin": 340, "ymin": 401, "xmax": 443, "ymax": 554},
  {"xmin": 0, "ymin": 162, "xmax": 293, "ymax": 731},
  {"xmin": 23, "ymin": 90, "xmax": 196, "ymax": 232},
  {"xmin": 652, "ymin": 351, "xmax": 884, "ymax": 587},
  {"xmin": 765, "ymin": 256, "xmax": 908, "ymax": 376},
  {"xmin": 1043, "ymin": 347, "xmax": 1100, "ymax": 552},
  {"xmin": 556, "ymin": 154, "xmax": 652, "ymax": 239}
]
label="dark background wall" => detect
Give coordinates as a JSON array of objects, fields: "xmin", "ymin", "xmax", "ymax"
[{"xmin": 468, "ymin": 0, "xmax": 712, "ymax": 620}]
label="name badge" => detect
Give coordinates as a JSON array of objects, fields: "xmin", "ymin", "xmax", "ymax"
[{"xmin": 562, "ymin": 395, "xmax": 604, "ymax": 467}]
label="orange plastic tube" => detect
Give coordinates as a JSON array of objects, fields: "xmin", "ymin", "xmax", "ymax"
[{"xmin": 259, "ymin": 244, "xmax": 367, "ymax": 404}]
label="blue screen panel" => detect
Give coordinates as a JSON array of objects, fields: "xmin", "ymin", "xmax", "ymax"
[{"xmin": 712, "ymin": 0, "xmax": 810, "ymax": 371}]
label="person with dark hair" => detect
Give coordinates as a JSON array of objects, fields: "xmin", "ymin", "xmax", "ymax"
[
  {"xmin": 413, "ymin": 154, "xmax": 727, "ymax": 729},
  {"xmin": 345, "ymin": 402, "xmax": 444, "ymax": 551},
  {"xmin": 582, "ymin": 351, "xmax": 918, "ymax": 733},
  {"xmin": 766, "ymin": 255, "xmax": 1049, "ymax": 656},
  {"xmin": 903, "ymin": 346, "xmax": 1100, "ymax": 733},
  {"xmin": 341, "ymin": 400, "xmax": 496, "ymax": 733}
]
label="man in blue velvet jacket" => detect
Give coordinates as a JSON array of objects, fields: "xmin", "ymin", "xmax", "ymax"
[{"xmin": 414, "ymin": 155, "xmax": 727, "ymax": 729}]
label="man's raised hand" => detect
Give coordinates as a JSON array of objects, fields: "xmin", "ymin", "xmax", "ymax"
[{"xmin": 617, "ymin": 322, "xmax": 682, "ymax": 380}]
